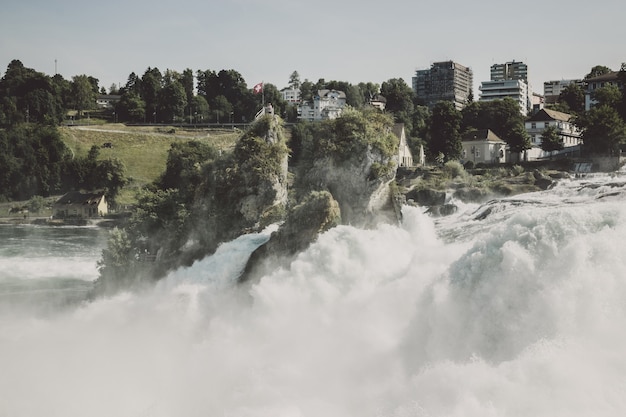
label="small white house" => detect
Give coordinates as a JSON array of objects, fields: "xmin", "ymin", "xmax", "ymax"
[
  {"xmin": 96, "ymin": 94, "xmax": 120, "ymax": 109},
  {"xmin": 53, "ymin": 191, "xmax": 108, "ymax": 218},
  {"xmin": 297, "ymin": 89, "xmax": 346, "ymax": 121},
  {"xmin": 461, "ymin": 129, "xmax": 506, "ymax": 165}
]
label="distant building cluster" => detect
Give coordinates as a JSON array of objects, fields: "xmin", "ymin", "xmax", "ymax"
[{"xmin": 94, "ymin": 59, "xmax": 624, "ymax": 165}]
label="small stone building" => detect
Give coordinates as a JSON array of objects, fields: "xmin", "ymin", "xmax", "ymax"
[{"xmin": 53, "ymin": 191, "xmax": 108, "ymax": 218}]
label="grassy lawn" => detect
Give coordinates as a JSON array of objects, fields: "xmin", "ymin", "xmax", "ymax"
[{"xmin": 59, "ymin": 124, "xmax": 241, "ymax": 205}]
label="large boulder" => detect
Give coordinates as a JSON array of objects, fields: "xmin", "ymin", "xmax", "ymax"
[{"xmin": 239, "ymin": 190, "xmax": 341, "ymax": 282}]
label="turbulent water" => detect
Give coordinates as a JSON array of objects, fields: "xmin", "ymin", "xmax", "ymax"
[{"xmin": 2, "ymin": 174, "xmax": 626, "ymax": 416}]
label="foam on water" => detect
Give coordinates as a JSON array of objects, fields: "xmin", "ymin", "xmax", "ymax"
[{"xmin": 2, "ymin": 178, "xmax": 626, "ymax": 416}]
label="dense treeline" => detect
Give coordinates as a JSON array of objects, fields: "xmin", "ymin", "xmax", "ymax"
[
  {"xmin": 0, "ymin": 124, "xmax": 126, "ymax": 203},
  {"xmin": 2, "ymin": 58, "xmax": 626, "ymax": 204}
]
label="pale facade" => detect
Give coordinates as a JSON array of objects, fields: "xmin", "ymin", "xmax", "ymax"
[
  {"xmin": 460, "ymin": 129, "xmax": 507, "ymax": 165},
  {"xmin": 297, "ymin": 89, "xmax": 346, "ymax": 121},
  {"xmin": 584, "ymin": 71, "xmax": 621, "ymax": 111},
  {"xmin": 392, "ymin": 124, "xmax": 413, "ymax": 167},
  {"xmin": 479, "ymin": 79, "xmax": 530, "ymax": 115},
  {"xmin": 280, "ymin": 87, "xmax": 301, "ymax": 105},
  {"xmin": 543, "ymin": 79, "xmax": 583, "ymax": 104},
  {"xmin": 524, "ymin": 108, "xmax": 581, "ymax": 160},
  {"xmin": 53, "ymin": 191, "xmax": 108, "ymax": 218}
]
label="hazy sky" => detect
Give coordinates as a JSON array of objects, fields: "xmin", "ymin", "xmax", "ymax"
[{"xmin": 1, "ymin": 0, "xmax": 624, "ymax": 98}]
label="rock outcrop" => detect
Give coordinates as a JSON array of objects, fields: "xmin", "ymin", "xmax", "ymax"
[{"xmin": 239, "ymin": 190, "xmax": 341, "ymax": 282}]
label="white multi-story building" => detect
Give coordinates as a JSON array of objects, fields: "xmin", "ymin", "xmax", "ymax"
[
  {"xmin": 280, "ymin": 87, "xmax": 301, "ymax": 105},
  {"xmin": 543, "ymin": 79, "xmax": 583, "ymax": 104},
  {"xmin": 297, "ymin": 89, "xmax": 346, "ymax": 121},
  {"xmin": 524, "ymin": 108, "xmax": 581, "ymax": 160},
  {"xmin": 584, "ymin": 71, "xmax": 621, "ymax": 111},
  {"xmin": 479, "ymin": 79, "xmax": 530, "ymax": 115},
  {"xmin": 479, "ymin": 60, "xmax": 532, "ymax": 115},
  {"xmin": 490, "ymin": 61, "xmax": 528, "ymax": 82}
]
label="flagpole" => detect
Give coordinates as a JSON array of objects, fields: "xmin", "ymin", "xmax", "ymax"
[{"xmin": 262, "ymin": 81, "xmax": 265, "ymax": 107}]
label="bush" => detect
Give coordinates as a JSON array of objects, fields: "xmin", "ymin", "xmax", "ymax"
[
  {"xmin": 512, "ymin": 165, "xmax": 525, "ymax": 176},
  {"xmin": 442, "ymin": 160, "xmax": 466, "ymax": 179},
  {"xmin": 27, "ymin": 196, "xmax": 45, "ymax": 213}
]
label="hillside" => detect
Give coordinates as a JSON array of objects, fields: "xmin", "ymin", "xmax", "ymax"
[{"xmin": 59, "ymin": 124, "xmax": 240, "ymax": 204}]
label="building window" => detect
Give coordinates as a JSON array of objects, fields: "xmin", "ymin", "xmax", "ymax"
[
  {"xmin": 531, "ymin": 122, "xmax": 536, "ymax": 129},
  {"xmin": 544, "ymin": 122, "xmax": 549, "ymax": 128}
]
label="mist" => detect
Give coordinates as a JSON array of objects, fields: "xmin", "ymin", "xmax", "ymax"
[{"xmin": 2, "ymin": 180, "xmax": 626, "ymax": 416}]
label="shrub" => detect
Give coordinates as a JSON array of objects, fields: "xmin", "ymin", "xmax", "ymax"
[
  {"xmin": 512, "ymin": 165, "xmax": 525, "ymax": 176},
  {"xmin": 442, "ymin": 160, "xmax": 467, "ymax": 179}
]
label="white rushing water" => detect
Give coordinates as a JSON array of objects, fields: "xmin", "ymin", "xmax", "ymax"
[{"xmin": 2, "ymin": 174, "xmax": 626, "ymax": 416}]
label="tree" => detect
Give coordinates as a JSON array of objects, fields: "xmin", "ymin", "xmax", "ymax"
[
  {"xmin": 96, "ymin": 158, "xmax": 128, "ymax": 205},
  {"xmin": 462, "ymin": 98, "xmax": 529, "ymax": 153},
  {"xmin": 579, "ymin": 105, "xmax": 626, "ymax": 155},
  {"xmin": 428, "ymin": 101, "xmax": 462, "ymax": 162},
  {"xmin": 585, "ymin": 65, "xmax": 613, "ymax": 79},
  {"xmin": 211, "ymin": 95, "xmax": 232, "ymax": 123},
  {"xmin": 141, "ymin": 67, "xmax": 163, "ymax": 121},
  {"xmin": 116, "ymin": 91, "xmax": 145, "ymax": 123},
  {"xmin": 592, "ymin": 84, "xmax": 622, "ymax": 108},
  {"xmin": 71, "ymin": 75, "xmax": 97, "ymax": 118},
  {"xmin": 381, "ymin": 78, "xmax": 415, "ymax": 133},
  {"xmin": 507, "ymin": 124, "xmax": 532, "ymax": 156},
  {"xmin": 288, "ymin": 71, "xmax": 301, "ymax": 89},
  {"xmin": 158, "ymin": 141, "xmax": 218, "ymax": 201},
  {"xmin": 299, "ymin": 79, "xmax": 314, "ymax": 102},
  {"xmin": 558, "ymin": 83, "xmax": 585, "ymax": 115},
  {"xmin": 190, "ymin": 95, "xmax": 209, "ymax": 123},
  {"xmin": 539, "ymin": 125, "xmax": 564, "ymax": 153},
  {"xmin": 0, "ymin": 60, "xmax": 64, "ymax": 125},
  {"xmin": 157, "ymin": 79, "xmax": 187, "ymax": 123}
]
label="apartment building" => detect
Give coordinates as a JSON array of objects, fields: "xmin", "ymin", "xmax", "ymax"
[
  {"xmin": 412, "ymin": 61, "xmax": 473, "ymax": 111},
  {"xmin": 543, "ymin": 79, "xmax": 583, "ymax": 104},
  {"xmin": 479, "ymin": 60, "xmax": 531, "ymax": 115},
  {"xmin": 490, "ymin": 61, "xmax": 528, "ymax": 82},
  {"xmin": 584, "ymin": 71, "xmax": 622, "ymax": 111}
]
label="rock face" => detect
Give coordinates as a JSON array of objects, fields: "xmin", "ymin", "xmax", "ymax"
[
  {"xmin": 302, "ymin": 153, "xmax": 396, "ymax": 226},
  {"xmin": 240, "ymin": 109, "xmax": 400, "ymax": 282},
  {"xmin": 239, "ymin": 190, "xmax": 341, "ymax": 282}
]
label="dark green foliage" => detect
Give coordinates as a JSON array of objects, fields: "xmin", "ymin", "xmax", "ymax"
[
  {"xmin": 461, "ymin": 98, "xmax": 530, "ymax": 153},
  {"xmin": 578, "ymin": 105, "xmax": 626, "ymax": 155},
  {"xmin": 0, "ymin": 124, "xmax": 71, "ymax": 200},
  {"xmin": 428, "ymin": 101, "xmax": 462, "ymax": 162},
  {"xmin": 298, "ymin": 108, "xmax": 395, "ymax": 167},
  {"xmin": 115, "ymin": 92, "xmax": 146, "ymax": 123},
  {"xmin": 381, "ymin": 78, "xmax": 415, "ymax": 133},
  {"xmin": 62, "ymin": 145, "xmax": 128, "ymax": 204},
  {"xmin": 558, "ymin": 84, "xmax": 585, "ymax": 115},
  {"xmin": 158, "ymin": 140, "xmax": 219, "ymax": 200},
  {"xmin": 585, "ymin": 65, "xmax": 612, "ymax": 79},
  {"xmin": 0, "ymin": 60, "xmax": 65, "ymax": 126},
  {"xmin": 539, "ymin": 125, "xmax": 564, "ymax": 153}
]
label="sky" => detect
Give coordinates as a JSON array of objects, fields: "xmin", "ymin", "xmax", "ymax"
[{"xmin": 1, "ymin": 0, "xmax": 625, "ymax": 99}]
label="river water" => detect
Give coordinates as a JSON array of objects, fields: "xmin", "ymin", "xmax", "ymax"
[{"xmin": 1, "ymin": 174, "xmax": 626, "ymax": 416}]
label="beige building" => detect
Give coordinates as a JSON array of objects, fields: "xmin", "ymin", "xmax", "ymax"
[
  {"xmin": 53, "ymin": 191, "xmax": 108, "ymax": 218},
  {"xmin": 524, "ymin": 108, "xmax": 581, "ymax": 160},
  {"xmin": 461, "ymin": 129, "xmax": 506, "ymax": 165}
]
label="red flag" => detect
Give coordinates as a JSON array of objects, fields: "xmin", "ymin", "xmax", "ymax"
[{"xmin": 253, "ymin": 82, "xmax": 263, "ymax": 94}]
